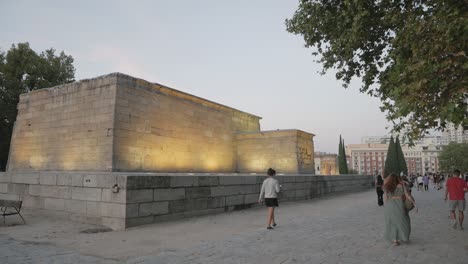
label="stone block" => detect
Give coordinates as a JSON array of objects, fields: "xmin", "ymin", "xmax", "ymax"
[
  {"xmin": 184, "ymin": 198, "xmax": 208, "ymax": 211},
  {"xmin": 0, "ymin": 183, "xmax": 8, "ymax": 193},
  {"xmin": 28, "ymin": 185, "xmax": 72, "ymax": 199},
  {"xmin": 0, "ymin": 193, "xmax": 20, "ymax": 200},
  {"xmin": 244, "ymin": 193, "xmax": 259, "ymax": 204},
  {"xmin": 207, "ymin": 197, "xmax": 225, "ymax": 209},
  {"xmin": 226, "ymin": 195, "xmax": 244, "ymax": 206},
  {"xmin": 39, "ymin": 172, "xmax": 57, "ymax": 185},
  {"xmin": 72, "ymin": 187, "xmax": 102, "ymax": 201},
  {"xmin": 101, "ymin": 189, "xmax": 126, "ymax": 203},
  {"xmin": 153, "ymin": 188, "xmax": 185, "ymax": 201},
  {"xmin": 100, "ymin": 202, "xmax": 126, "ymax": 218},
  {"xmin": 211, "ymin": 185, "xmax": 256, "ymax": 197},
  {"xmin": 126, "ymin": 203, "xmax": 139, "ymax": 218},
  {"xmin": 86, "ymin": 201, "xmax": 101, "ymax": 217},
  {"xmin": 83, "ymin": 174, "xmax": 97, "ymax": 187},
  {"xmin": 0, "ymin": 173, "xmax": 12, "ymax": 183},
  {"xmin": 44, "ymin": 198, "xmax": 65, "ymax": 211},
  {"xmin": 185, "ymin": 187, "xmax": 211, "ymax": 199},
  {"xmin": 64, "ymin": 199, "xmax": 86, "ymax": 214},
  {"xmin": 168, "ymin": 200, "xmax": 186, "ymax": 213},
  {"xmin": 153, "ymin": 212, "xmax": 185, "ymax": 223},
  {"xmin": 23, "ymin": 195, "xmax": 44, "ymax": 208},
  {"xmin": 126, "ymin": 176, "xmax": 170, "ymax": 189},
  {"xmin": 71, "ymin": 174, "xmax": 84, "ymax": 186},
  {"xmin": 11, "ymin": 173, "xmax": 39, "ymax": 184},
  {"xmin": 219, "ymin": 177, "xmax": 243, "ymax": 185},
  {"xmin": 170, "ymin": 176, "xmax": 198, "ymax": 187},
  {"xmin": 7, "ymin": 183, "xmax": 28, "ymax": 194},
  {"xmin": 197, "ymin": 176, "xmax": 219, "ymax": 186},
  {"xmin": 102, "ymin": 217, "xmax": 126, "ymax": 230},
  {"xmin": 126, "ymin": 216, "xmax": 154, "ymax": 228},
  {"xmin": 244, "ymin": 177, "xmax": 257, "ymax": 185},
  {"xmin": 139, "ymin": 201, "xmax": 169, "ymax": 216},
  {"xmin": 57, "ymin": 174, "xmax": 72, "ymax": 186},
  {"xmin": 127, "ymin": 189, "xmax": 153, "ymax": 203},
  {"xmin": 28, "ymin": 185, "xmax": 41, "ymax": 196}
]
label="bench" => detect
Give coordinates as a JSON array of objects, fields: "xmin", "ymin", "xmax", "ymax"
[{"xmin": 0, "ymin": 200, "xmax": 25, "ymax": 224}]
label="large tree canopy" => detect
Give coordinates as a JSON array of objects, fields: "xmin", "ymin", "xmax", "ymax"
[
  {"xmin": 438, "ymin": 143, "xmax": 468, "ymax": 173},
  {"xmin": 286, "ymin": 0, "xmax": 467, "ymax": 141},
  {"xmin": 0, "ymin": 42, "xmax": 75, "ymax": 170}
]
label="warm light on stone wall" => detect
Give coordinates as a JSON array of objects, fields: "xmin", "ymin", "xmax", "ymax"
[{"xmin": 7, "ymin": 73, "xmax": 316, "ymax": 173}]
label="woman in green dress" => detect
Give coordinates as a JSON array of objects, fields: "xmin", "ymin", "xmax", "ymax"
[{"xmin": 383, "ymin": 174, "xmax": 417, "ymax": 246}]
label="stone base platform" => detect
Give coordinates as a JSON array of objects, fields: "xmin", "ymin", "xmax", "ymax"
[{"xmin": 0, "ymin": 172, "xmax": 372, "ymax": 230}]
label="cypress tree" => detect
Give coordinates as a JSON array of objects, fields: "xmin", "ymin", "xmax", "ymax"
[
  {"xmin": 341, "ymin": 138, "xmax": 349, "ymax": 174},
  {"xmin": 384, "ymin": 136, "xmax": 398, "ymax": 177},
  {"xmin": 395, "ymin": 137, "xmax": 408, "ymax": 176},
  {"xmin": 338, "ymin": 135, "xmax": 344, "ymax": 174}
]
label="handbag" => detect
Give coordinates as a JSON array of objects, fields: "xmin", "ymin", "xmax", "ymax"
[
  {"xmin": 404, "ymin": 198, "xmax": 415, "ymax": 211},
  {"xmin": 402, "ymin": 184, "xmax": 415, "ymax": 211}
]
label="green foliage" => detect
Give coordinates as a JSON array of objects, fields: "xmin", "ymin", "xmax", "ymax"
[
  {"xmin": 341, "ymin": 137, "xmax": 348, "ymax": 174},
  {"xmin": 338, "ymin": 135, "xmax": 348, "ymax": 174},
  {"xmin": 286, "ymin": 1, "xmax": 468, "ymax": 141},
  {"xmin": 0, "ymin": 43, "xmax": 75, "ymax": 171},
  {"xmin": 384, "ymin": 136, "xmax": 398, "ymax": 177},
  {"xmin": 439, "ymin": 143, "xmax": 468, "ymax": 173},
  {"xmin": 395, "ymin": 137, "xmax": 408, "ymax": 175}
]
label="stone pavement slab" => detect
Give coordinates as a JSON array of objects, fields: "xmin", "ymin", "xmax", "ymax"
[{"xmin": 1, "ymin": 188, "xmax": 466, "ymax": 263}]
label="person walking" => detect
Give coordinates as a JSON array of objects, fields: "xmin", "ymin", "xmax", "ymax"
[
  {"xmin": 376, "ymin": 175, "xmax": 384, "ymax": 206},
  {"xmin": 423, "ymin": 174, "xmax": 430, "ymax": 191},
  {"xmin": 445, "ymin": 169, "xmax": 467, "ymax": 230},
  {"xmin": 417, "ymin": 174, "xmax": 423, "ymax": 191},
  {"xmin": 258, "ymin": 168, "xmax": 281, "ymax": 230},
  {"xmin": 383, "ymin": 174, "xmax": 417, "ymax": 246}
]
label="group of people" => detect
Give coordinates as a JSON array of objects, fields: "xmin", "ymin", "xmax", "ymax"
[
  {"xmin": 376, "ymin": 169, "xmax": 467, "ymax": 246},
  {"xmin": 411, "ymin": 173, "xmax": 445, "ymax": 191},
  {"xmin": 257, "ymin": 167, "xmax": 467, "ymax": 247}
]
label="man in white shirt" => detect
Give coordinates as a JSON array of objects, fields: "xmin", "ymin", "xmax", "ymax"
[
  {"xmin": 258, "ymin": 168, "xmax": 281, "ymax": 230},
  {"xmin": 417, "ymin": 175, "xmax": 423, "ymax": 191}
]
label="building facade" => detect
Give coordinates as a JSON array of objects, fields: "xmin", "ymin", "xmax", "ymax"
[{"xmin": 346, "ymin": 143, "xmax": 442, "ymax": 176}]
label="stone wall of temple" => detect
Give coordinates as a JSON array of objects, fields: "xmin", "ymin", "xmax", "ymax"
[
  {"xmin": 235, "ymin": 130, "xmax": 315, "ymax": 174},
  {"xmin": 112, "ymin": 74, "xmax": 261, "ymax": 172},
  {"xmin": 0, "ymin": 172, "xmax": 373, "ymax": 230},
  {"xmin": 7, "ymin": 76, "xmax": 117, "ymax": 171},
  {"xmin": 7, "ymin": 73, "xmax": 316, "ymax": 174}
]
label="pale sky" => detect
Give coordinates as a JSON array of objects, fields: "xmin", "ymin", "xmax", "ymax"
[{"xmin": 1, "ymin": 0, "xmax": 391, "ymax": 153}]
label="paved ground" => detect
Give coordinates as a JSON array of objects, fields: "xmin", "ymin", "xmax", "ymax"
[{"xmin": 1, "ymin": 187, "xmax": 466, "ymax": 263}]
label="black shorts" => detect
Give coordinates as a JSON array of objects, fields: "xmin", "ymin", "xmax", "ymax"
[{"xmin": 265, "ymin": 198, "xmax": 279, "ymax": 207}]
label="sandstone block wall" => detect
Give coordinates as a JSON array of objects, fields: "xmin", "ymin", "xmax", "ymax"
[
  {"xmin": 235, "ymin": 130, "xmax": 315, "ymax": 174},
  {"xmin": 7, "ymin": 73, "xmax": 264, "ymax": 173},
  {"xmin": 112, "ymin": 75, "xmax": 260, "ymax": 172},
  {"xmin": 7, "ymin": 76, "xmax": 117, "ymax": 171}
]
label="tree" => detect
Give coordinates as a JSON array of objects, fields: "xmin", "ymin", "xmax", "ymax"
[
  {"xmin": 286, "ymin": 1, "xmax": 467, "ymax": 141},
  {"xmin": 338, "ymin": 135, "xmax": 348, "ymax": 174},
  {"xmin": 439, "ymin": 143, "xmax": 468, "ymax": 174},
  {"xmin": 0, "ymin": 43, "xmax": 75, "ymax": 171},
  {"xmin": 395, "ymin": 137, "xmax": 408, "ymax": 176},
  {"xmin": 341, "ymin": 137, "xmax": 348, "ymax": 174},
  {"xmin": 384, "ymin": 136, "xmax": 398, "ymax": 177}
]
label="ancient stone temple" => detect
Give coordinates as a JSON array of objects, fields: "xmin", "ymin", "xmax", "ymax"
[
  {"xmin": 7, "ymin": 73, "xmax": 315, "ymax": 174},
  {"xmin": 0, "ymin": 73, "xmax": 371, "ymax": 230}
]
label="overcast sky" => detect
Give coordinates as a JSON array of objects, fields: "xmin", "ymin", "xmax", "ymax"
[{"xmin": 1, "ymin": 0, "xmax": 391, "ymax": 153}]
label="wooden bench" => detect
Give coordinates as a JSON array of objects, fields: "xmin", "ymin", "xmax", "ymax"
[{"xmin": 0, "ymin": 200, "xmax": 25, "ymax": 224}]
